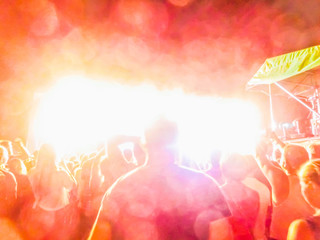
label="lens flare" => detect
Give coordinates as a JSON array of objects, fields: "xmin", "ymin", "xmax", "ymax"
[
  {"xmin": 32, "ymin": 75, "xmax": 163, "ymax": 154},
  {"xmin": 171, "ymin": 96, "xmax": 261, "ymax": 169},
  {"xmin": 31, "ymin": 75, "xmax": 261, "ymax": 164}
]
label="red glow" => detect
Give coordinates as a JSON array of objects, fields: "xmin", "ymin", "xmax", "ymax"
[
  {"xmin": 30, "ymin": 3, "xmax": 59, "ymax": 36},
  {"xmin": 114, "ymin": 0, "xmax": 169, "ymax": 36},
  {"xmin": 0, "ymin": 0, "xmax": 318, "ymax": 140},
  {"xmin": 167, "ymin": 0, "xmax": 195, "ymax": 7}
]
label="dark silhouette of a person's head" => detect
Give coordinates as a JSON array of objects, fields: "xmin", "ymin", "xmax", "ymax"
[{"xmin": 144, "ymin": 116, "xmax": 179, "ymax": 152}]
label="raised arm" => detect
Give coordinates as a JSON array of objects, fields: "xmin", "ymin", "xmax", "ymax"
[
  {"xmin": 14, "ymin": 138, "xmax": 31, "ymax": 159},
  {"xmin": 255, "ymin": 137, "xmax": 289, "ymax": 206}
]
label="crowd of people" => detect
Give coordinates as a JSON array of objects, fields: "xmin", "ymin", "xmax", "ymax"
[{"xmin": 0, "ymin": 117, "xmax": 320, "ymax": 239}]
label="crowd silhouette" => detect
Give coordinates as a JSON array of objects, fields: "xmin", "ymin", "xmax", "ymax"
[{"xmin": 0, "ymin": 118, "xmax": 320, "ymax": 240}]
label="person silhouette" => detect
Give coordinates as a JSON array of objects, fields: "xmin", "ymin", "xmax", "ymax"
[{"xmin": 90, "ymin": 116, "xmax": 232, "ymax": 240}]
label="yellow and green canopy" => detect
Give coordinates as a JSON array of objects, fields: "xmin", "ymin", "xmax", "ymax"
[{"xmin": 247, "ymin": 45, "xmax": 320, "ymax": 97}]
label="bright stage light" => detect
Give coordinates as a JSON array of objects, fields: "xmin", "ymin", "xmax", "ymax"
[
  {"xmin": 171, "ymin": 96, "xmax": 261, "ymax": 169},
  {"xmin": 31, "ymin": 76, "xmax": 261, "ymax": 166},
  {"xmin": 32, "ymin": 75, "xmax": 164, "ymax": 155}
]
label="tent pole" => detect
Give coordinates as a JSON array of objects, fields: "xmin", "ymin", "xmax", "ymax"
[
  {"xmin": 274, "ymin": 82, "xmax": 320, "ymax": 118},
  {"xmin": 269, "ymin": 84, "xmax": 276, "ymax": 130}
]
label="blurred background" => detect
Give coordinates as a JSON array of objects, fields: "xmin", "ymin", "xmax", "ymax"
[{"xmin": 0, "ymin": 0, "xmax": 319, "ymax": 140}]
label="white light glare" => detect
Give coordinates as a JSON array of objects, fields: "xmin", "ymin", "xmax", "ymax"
[{"xmin": 32, "ymin": 75, "xmax": 261, "ymax": 166}]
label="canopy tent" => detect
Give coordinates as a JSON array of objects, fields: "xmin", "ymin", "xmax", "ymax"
[
  {"xmin": 247, "ymin": 45, "xmax": 320, "ymax": 98},
  {"xmin": 247, "ymin": 45, "xmax": 320, "ymax": 133}
]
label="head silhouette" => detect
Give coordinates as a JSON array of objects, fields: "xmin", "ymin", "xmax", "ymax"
[
  {"xmin": 299, "ymin": 160, "xmax": 320, "ymax": 209},
  {"xmin": 144, "ymin": 116, "xmax": 179, "ymax": 152},
  {"xmin": 7, "ymin": 158, "xmax": 27, "ymax": 175},
  {"xmin": 280, "ymin": 144, "xmax": 309, "ymax": 175},
  {"xmin": 143, "ymin": 116, "xmax": 180, "ymax": 167},
  {"xmin": 220, "ymin": 153, "xmax": 250, "ymax": 182},
  {"xmin": 37, "ymin": 144, "xmax": 57, "ymax": 168}
]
